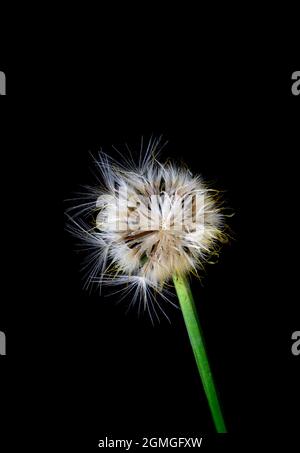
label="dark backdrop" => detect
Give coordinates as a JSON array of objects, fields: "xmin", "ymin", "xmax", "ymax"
[
  {"xmin": 60, "ymin": 60, "xmax": 300, "ymax": 448},
  {"xmin": 0, "ymin": 48, "xmax": 299, "ymax": 451}
]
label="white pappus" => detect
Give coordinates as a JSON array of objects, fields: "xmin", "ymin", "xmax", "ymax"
[{"xmin": 66, "ymin": 137, "xmax": 229, "ymax": 322}]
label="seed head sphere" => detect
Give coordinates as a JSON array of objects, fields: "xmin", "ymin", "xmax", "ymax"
[{"xmin": 69, "ymin": 138, "xmax": 228, "ymax": 320}]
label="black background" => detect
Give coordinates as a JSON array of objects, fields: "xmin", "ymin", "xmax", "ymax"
[{"xmin": 0, "ymin": 30, "xmax": 299, "ymax": 451}]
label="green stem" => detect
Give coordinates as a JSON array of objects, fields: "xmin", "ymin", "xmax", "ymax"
[{"xmin": 173, "ymin": 274, "xmax": 227, "ymax": 433}]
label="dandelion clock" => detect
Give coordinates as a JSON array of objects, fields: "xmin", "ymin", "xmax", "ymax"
[{"xmin": 67, "ymin": 137, "xmax": 230, "ymax": 433}]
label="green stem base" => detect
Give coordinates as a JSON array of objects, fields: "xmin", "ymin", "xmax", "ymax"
[{"xmin": 173, "ymin": 274, "xmax": 227, "ymax": 433}]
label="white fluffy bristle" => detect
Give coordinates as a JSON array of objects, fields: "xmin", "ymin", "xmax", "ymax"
[{"xmin": 67, "ymin": 137, "xmax": 228, "ymax": 321}]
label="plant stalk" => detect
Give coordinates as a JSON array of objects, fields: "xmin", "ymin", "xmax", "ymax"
[{"xmin": 173, "ymin": 274, "xmax": 227, "ymax": 433}]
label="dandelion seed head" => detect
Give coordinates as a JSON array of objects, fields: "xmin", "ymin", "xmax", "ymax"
[{"xmin": 67, "ymin": 137, "xmax": 228, "ymax": 320}]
